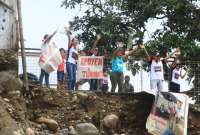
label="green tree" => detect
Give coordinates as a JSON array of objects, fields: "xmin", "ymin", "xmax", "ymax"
[
  {"xmin": 62, "ymin": 0, "xmax": 200, "ymax": 57},
  {"xmin": 62, "ymin": 0, "xmax": 200, "ymax": 95}
]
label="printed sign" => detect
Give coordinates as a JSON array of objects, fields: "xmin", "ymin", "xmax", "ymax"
[
  {"xmin": 39, "ymin": 43, "xmax": 62, "ymax": 74},
  {"xmin": 146, "ymin": 92, "xmax": 189, "ymax": 135},
  {"xmin": 77, "ymin": 56, "xmax": 104, "ymax": 79}
]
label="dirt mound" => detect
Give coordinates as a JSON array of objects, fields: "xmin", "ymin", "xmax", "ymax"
[
  {"xmin": 26, "ymin": 89, "xmax": 153, "ymax": 134},
  {"xmin": 0, "ymin": 83, "xmax": 199, "ymax": 134}
]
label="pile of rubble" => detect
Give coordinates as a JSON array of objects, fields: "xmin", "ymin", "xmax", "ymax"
[
  {"xmin": 0, "ymin": 72, "xmax": 199, "ymax": 135},
  {"xmin": 0, "ymin": 50, "xmax": 18, "ymax": 72}
]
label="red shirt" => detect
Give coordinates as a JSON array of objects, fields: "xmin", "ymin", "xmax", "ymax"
[{"xmin": 58, "ymin": 58, "xmax": 65, "ymax": 71}]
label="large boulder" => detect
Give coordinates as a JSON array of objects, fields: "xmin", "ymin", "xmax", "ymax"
[
  {"xmin": 75, "ymin": 123, "xmax": 99, "ymax": 135},
  {"xmin": 0, "ymin": 72, "xmax": 23, "ymax": 94},
  {"xmin": 37, "ymin": 117, "xmax": 59, "ymax": 131},
  {"xmin": 103, "ymin": 114, "xmax": 119, "ymax": 129}
]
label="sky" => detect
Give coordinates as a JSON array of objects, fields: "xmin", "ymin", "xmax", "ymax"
[
  {"xmin": 21, "ymin": 0, "xmax": 165, "ymax": 50},
  {"xmin": 21, "ymin": 0, "xmax": 79, "ymax": 50}
]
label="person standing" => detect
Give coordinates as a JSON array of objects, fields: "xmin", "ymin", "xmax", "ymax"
[
  {"xmin": 170, "ymin": 60, "xmax": 187, "ymax": 93},
  {"xmin": 89, "ymin": 34, "xmax": 101, "ymax": 91},
  {"xmin": 122, "ymin": 75, "xmax": 134, "ymax": 93},
  {"xmin": 110, "ymin": 42, "xmax": 140, "ymax": 93},
  {"xmin": 57, "ymin": 48, "xmax": 66, "ymax": 89},
  {"xmin": 141, "ymin": 44, "xmax": 180, "ymax": 93},
  {"xmin": 39, "ymin": 31, "xmax": 57, "ymax": 88},
  {"xmin": 100, "ymin": 68, "xmax": 109, "ymax": 94},
  {"xmin": 66, "ymin": 37, "xmax": 79, "ymax": 90}
]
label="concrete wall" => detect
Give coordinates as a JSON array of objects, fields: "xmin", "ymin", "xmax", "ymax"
[
  {"xmin": 0, "ymin": 0, "xmax": 17, "ymax": 49},
  {"xmin": 0, "ymin": 0, "xmax": 18, "ymax": 74}
]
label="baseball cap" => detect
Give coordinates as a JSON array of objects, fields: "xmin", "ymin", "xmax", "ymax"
[{"xmin": 153, "ymin": 51, "xmax": 160, "ymax": 56}]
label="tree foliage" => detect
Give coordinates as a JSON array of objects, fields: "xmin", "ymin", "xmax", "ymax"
[
  {"xmin": 62, "ymin": 0, "xmax": 200, "ymax": 91},
  {"xmin": 62, "ymin": 0, "xmax": 200, "ymax": 59}
]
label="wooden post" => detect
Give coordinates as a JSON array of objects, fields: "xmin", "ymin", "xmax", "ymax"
[{"xmin": 16, "ymin": 0, "xmax": 29, "ymax": 91}]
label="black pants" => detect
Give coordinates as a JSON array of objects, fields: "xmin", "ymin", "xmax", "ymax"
[
  {"xmin": 110, "ymin": 72, "xmax": 124, "ymax": 93},
  {"xmin": 170, "ymin": 82, "xmax": 180, "ymax": 93},
  {"xmin": 101, "ymin": 84, "xmax": 108, "ymax": 93},
  {"xmin": 39, "ymin": 69, "xmax": 49, "ymax": 88},
  {"xmin": 90, "ymin": 79, "xmax": 98, "ymax": 91}
]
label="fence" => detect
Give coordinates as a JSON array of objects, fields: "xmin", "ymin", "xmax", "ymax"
[
  {"xmin": 18, "ymin": 48, "xmax": 58, "ymax": 87},
  {"xmin": 18, "ymin": 48, "xmax": 200, "ymax": 103},
  {"xmin": 183, "ymin": 60, "xmax": 200, "ymax": 103}
]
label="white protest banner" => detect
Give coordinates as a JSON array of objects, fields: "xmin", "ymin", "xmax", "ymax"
[
  {"xmin": 146, "ymin": 92, "xmax": 189, "ymax": 135},
  {"xmin": 39, "ymin": 42, "xmax": 62, "ymax": 74},
  {"xmin": 77, "ymin": 56, "xmax": 104, "ymax": 79}
]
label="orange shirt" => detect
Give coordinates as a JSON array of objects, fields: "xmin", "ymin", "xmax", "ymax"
[{"xmin": 58, "ymin": 58, "xmax": 65, "ymax": 71}]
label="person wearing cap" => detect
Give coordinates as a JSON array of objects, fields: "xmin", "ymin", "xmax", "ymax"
[
  {"xmin": 110, "ymin": 42, "xmax": 140, "ymax": 93},
  {"xmin": 170, "ymin": 60, "xmax": 187, "ymax": 93},
  {"xmin": 140, "ymin": 44, "xmax": 180, "ymax": 93}
]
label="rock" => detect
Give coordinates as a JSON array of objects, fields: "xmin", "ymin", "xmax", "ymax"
[
  {"xmin": 68, "ymin": 126, "xmax": 77, "ymax": 135},
  {"xmin": 13, "ymin": 131, "xmax": 22, "ymax": 135},
  {"xmin": 60, "ymin": 128, "xmax": 68, "ymax": 135},
  {"xmin": 25, "ymin": 128, "xmax": 35, "ymax": 135},
  {"xmin": 8, "ymin": 90, "xmax": 21, "ymax": 97},
  {"xmin": 3, "ymin": 98, "xmax": 10, "ymax": 102},
  {"xmin": 41, "ymin": 123, "xmax": 48, "ymax": 129},
  {"xmin": 13, "ymin": 129, "xmax": 23, "ymax": 135},
  {"xmin": 72, "ymin": 95, "xmax": 78, "ymax": 102},
  {"xmin": 37, "ymin": 117, "xmax": 59, "ymax": 131},
  {"xmin": 0, "ymin": 72, "xmax": 23, "ymax": 93},
  {"xmin": 75, "ymin": 123, "xmax": 99, "ymax": 135},
  {"xmin": 103, "ymin": 114, "xmax": 119, "ymax": 129},
  {"xmin": 77, "ymin": 92, "xmax": 88, "ymax": 99}
]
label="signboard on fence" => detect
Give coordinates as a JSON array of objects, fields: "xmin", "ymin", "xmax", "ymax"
[
  {"xmin": 146, "ymin": 92, "xmax": 189, "ymax": 135},
  {"xmin": 77, "ymin": 56, "xmax": 104, "ymax": 79}
]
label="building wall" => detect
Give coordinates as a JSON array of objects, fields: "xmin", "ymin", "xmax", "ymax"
[
  {"xmin": 0, "ymin": 0, "xmax": 17, "ymax": 49},
  {"xmin": 0, "ymin": 0, "xmax": 18, "ymax": 74}
]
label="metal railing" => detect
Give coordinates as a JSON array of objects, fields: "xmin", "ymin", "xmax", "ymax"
[{"xmin": 18, "ymin": 48, "xmax": 200, "ymax": 103}]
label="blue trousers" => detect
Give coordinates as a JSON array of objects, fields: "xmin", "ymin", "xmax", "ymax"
[
  {"xmin": 39, "ymin": 69, "xmax": 49, "ymax": 88},
  {"xmin": 67, "ymin": 62, "xmax": 76, "ymax": 90}
]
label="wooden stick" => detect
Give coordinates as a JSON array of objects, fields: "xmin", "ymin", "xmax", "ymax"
[{"xmin": 16, "ymin": 0, "xmax": 29, "ymax": 91}]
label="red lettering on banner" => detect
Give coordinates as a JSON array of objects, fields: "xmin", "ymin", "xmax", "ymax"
[
  {"xmin": 98, "ymin": 58, "xmax": 103, "ymax": 65},
  {"xmin": 80, "ymin": 57, "xmax": 103, "ymax": 66},
  {"xmin": 81, "ymin": 71, "xmax": 103, "ymax": 78}
]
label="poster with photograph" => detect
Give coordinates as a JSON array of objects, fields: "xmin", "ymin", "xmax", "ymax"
[{"xmin": 146, "ymin": 92, "xmax": 189, "ymax": 135}]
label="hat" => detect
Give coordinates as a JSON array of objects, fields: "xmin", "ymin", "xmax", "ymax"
[
  {"xmin": 115, "ymin": 50, "xmax": 122, "ymax": 56},
  {"xmin": 153, "ymin": 51, "xmax": 160, "ymax": 56}
]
